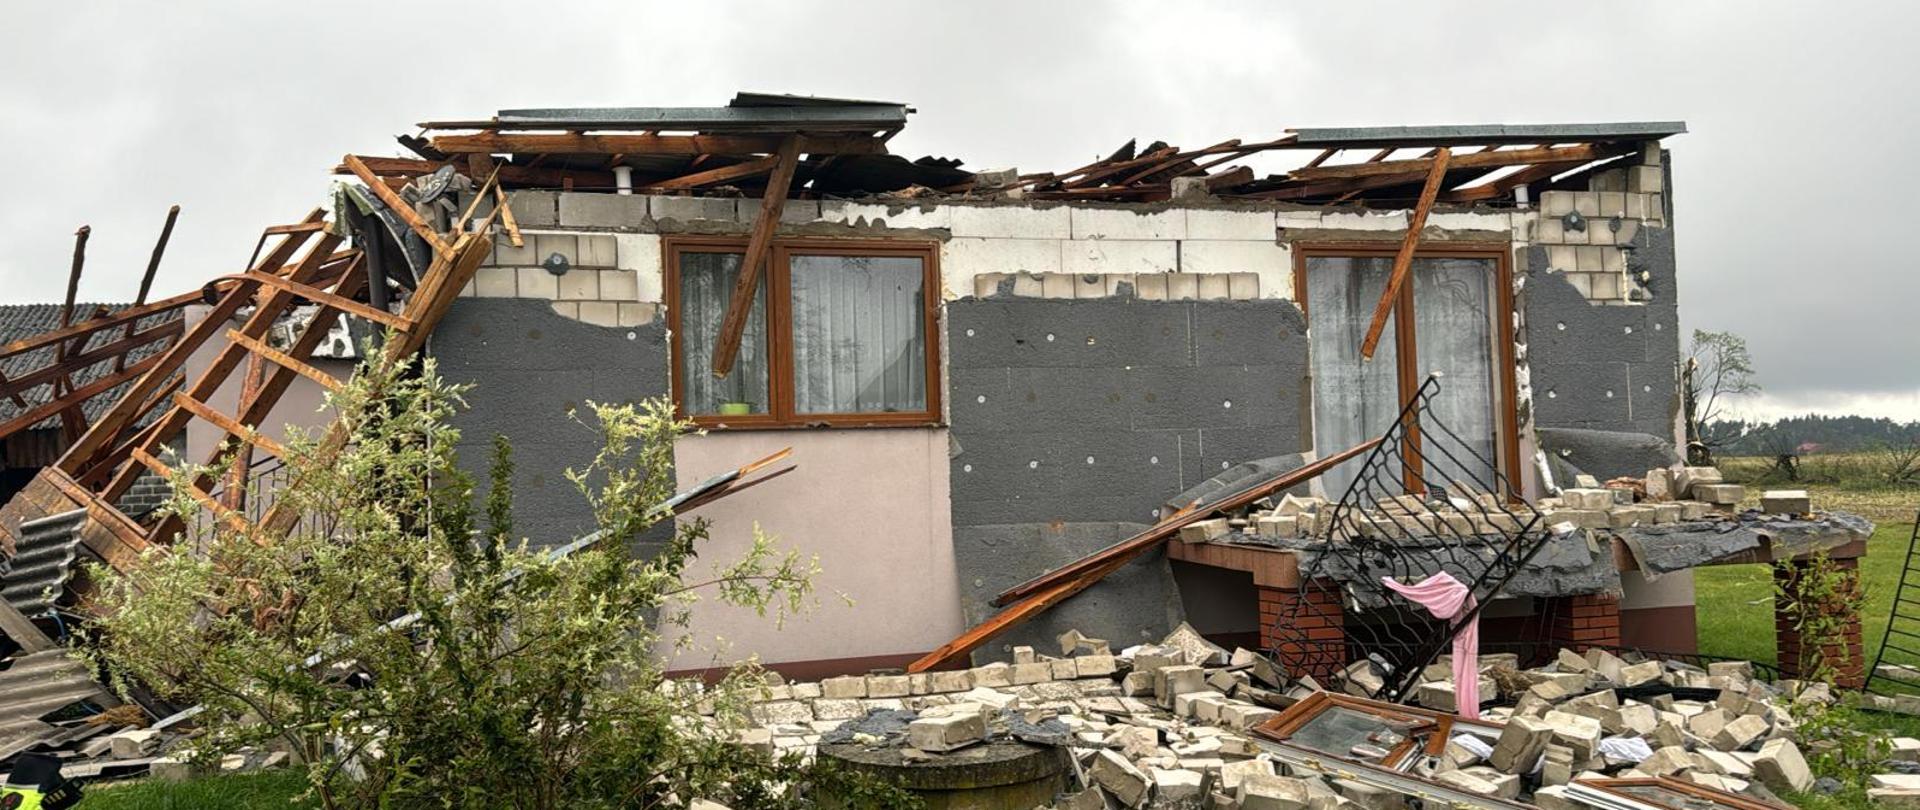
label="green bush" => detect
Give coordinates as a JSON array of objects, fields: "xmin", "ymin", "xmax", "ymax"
[{"xmin": 81, "ymin": 356, "xmax": 915, "ymax": 809}]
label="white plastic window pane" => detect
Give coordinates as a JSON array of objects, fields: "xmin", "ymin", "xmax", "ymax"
[
  {"xmin": 1306, "ymin": 256, "xmax": 1402, "ymax": 499},
  {"xmin": 675, "ymin": 252, "xmax": 769, "ymax": 415},
  {"xmin": 1411, "ymin": 258, "xmax": 1500, "ymax": 491},
  {"xmin": 789, "ymin": 254, "xmax": 927, "ymax": 414}
]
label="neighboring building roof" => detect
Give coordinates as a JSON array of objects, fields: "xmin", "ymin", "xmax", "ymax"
[{"xmin": 0, "ymin": 303, "xmax": 185, "ymax": 430}]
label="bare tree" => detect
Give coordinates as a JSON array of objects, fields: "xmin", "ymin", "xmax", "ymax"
[{"xmin": 1684, "ymin": 329, "xmax": 1761, "ymax": 464}]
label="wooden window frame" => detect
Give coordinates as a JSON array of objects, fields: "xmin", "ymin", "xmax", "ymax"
[
  {"xmin": 1290, "ymin": 243, "xmax": 1524, "ymax": 498},
  {"xmin": 664, "ymin": 235, "xmax": 943, "ymax": 430}
]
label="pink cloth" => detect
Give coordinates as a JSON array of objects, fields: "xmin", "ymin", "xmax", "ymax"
[{"xmin": 1381, "ymin": 572, "xmax": 1480, "ymax": 719}]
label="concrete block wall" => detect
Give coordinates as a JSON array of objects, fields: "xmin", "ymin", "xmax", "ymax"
[
  {"xmin": 463, "ymin": 230, "xmax": 661, "ymax": 329},
  {"xmin": 943, "ymin": 295, "xmax": 1310, "ymax": 656},
  {"xmin": 1521, "ymin": 147, "xmax": 1683, "ymax": 441},
  {"xmin": 1532, "ymin": 146, "xmax": 1669, "ymax": 305}
]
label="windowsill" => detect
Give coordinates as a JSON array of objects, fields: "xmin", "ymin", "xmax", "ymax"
[{"xmin": 686, "ymin": 416, "xmax": 945, "ymax": 432}]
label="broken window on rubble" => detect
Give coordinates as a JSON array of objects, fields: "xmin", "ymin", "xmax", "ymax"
[
  {"xmin": 1296, "ymin": 248, "xmax": 1514, "ymax": 498},
  {"xmin": 1251, "ymin": 692, "xmax": 1505, "ymax": 771},
  {"xmin": 668, "ymin": 238, "xmax": 940, "ymax": 428}
]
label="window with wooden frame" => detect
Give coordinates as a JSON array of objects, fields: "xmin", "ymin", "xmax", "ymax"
[
  {"xmin": 1249, "ymin": 692, "xmax": 1503, "ymax": 770},
  {"xmin": 1291, "ymin": 244, "xmax": 1522, "ymax": 498},
  {"xmin": 665, "ymin": 236, "xmax": 942, "ymax": 429}
]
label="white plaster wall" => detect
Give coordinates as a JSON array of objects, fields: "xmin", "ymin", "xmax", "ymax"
[{"xmin": 661, "ymin": 427, "xmax": 963, "ymax": 670}]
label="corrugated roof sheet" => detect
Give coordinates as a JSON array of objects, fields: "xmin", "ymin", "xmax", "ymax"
[
  {"xmin": 0, "ymin": 303, "xmax": 185, "ymax": 429},
  {"xmin": 0, "ymin": 509, "xmax": 84, "ymax": 618},
  {"xmin": 0, "ymin": 650, "xmax": 119, "ymax": 764}
]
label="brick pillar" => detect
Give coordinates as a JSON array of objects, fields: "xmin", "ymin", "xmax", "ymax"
[
  {"xmin": 1260, "ymin": 581, "xmax": 1347, "ymax": 681},
  {"xmin": 1548, "ymin": 593, "xmax": 1622, "ymax": 652},
  {"xmin": 1775, "ymin": 557, "xmax": 1866, "ymax": 688}
]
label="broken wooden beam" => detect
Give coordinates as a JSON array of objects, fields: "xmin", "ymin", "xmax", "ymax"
[
  {"xmin": 709, "ymin": 135, "xmax": 801, "ymax": 379},
  {"xmin": 639, "ymin": 155, "xmax": 779, "ymax": 192},
  {"xmin": 1284, "ymin": 142, "xmax": 1615, "ymax": 183},
  {"xmin": 225, "ymin": 330, "xmax": 341, "ymax": 393},
  {"xmin": 238, "ymin": 271, "xmax": 413, "ymax": 332},
  {"xmin": 341, "ymin": 154, "xmax": 451, "ymax": 259},
  {"xmin": 1359, "ymin": 148, "xmax": 1451, "ymax": 360}
]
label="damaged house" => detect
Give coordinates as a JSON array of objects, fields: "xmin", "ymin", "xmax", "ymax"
[
  {"xmin": 0, "ymin": 94, "xmax": 1875, "ymax": 738},
  {"xmin": 385, "ymin": 100, "xmax": 1729, "ymax": 678}
]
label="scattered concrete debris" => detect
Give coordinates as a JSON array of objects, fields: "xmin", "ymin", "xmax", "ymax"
[{"xmin": 723, "ymin": 618, "xmax": 1900, "ymax": 808}]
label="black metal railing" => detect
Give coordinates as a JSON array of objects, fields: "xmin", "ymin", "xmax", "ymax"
[{"xmin": 1266, "ymin": 374, "xmax": 1554, "ymax": 704}]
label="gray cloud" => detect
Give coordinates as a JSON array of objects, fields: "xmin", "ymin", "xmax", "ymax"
[{"xmin": 1, "ymin": 1, "xmax": 1912, "ymax": 415}]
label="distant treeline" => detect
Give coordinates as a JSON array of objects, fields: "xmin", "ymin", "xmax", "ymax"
[{"xmin": 1705, "ymin": 413, "xmax": 1920, "ymax": 455}]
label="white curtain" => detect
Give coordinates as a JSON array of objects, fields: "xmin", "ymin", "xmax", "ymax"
[
  {"xmin": 789, "ymin": 255, "xmax": 926, "ymax": 414},
  {"xmin": 1306, "ymin": 256, "xmax": 1404, "ymax": 499},
  {"xmin": 676, "ymin": 252, "xmax": 770, "ymax": 414},
  {"xmin": 1412, "ymin": 258, "xmax": 1499, "ymax": 491}
]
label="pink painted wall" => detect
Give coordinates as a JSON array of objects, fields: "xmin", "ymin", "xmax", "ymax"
[{"xmin": 661, "ymin": 427, "xmax": 963, "ymax": 672}]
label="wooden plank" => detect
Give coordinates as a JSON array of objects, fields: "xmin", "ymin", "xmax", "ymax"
[
  {"xmin": 493, "ymin": 184, "xmax": 522, "ymax": 247},
  {"xmin": 1441, "ymin": 146, "xmax": 1634, "ymax": 202},
  {"xmin": 709, "ymin": 136, "xmax": 801, "ymax": 378},
  {"xmin": 1285, "ymin": 143, "xmax": 1614, "ymax": 183},
  {"xmin": 428, "ymin": 132, "xmax": 884, "ymax": 157},
  {"xmin": 341, "ymin": 154, "xmax": 451, "ymax": 259},
  {"xmin": 241, "ymin": 271, "xmax": 413, "ymax": 331},
  {"xmin": 1060, "ymin": 145, "xmax": 1181, "ymax": 190},
  {"xmin": 171, "ymin": 392, "xmax": 286, "ymax": 460},
  {"xmin": 639, "ymin": 155, "xmax": 778, "ymax": 191},
  {"xmin": 1359, "ymin": 148, "xmax": 1451, "ymax": 360},
  {"xmin": 988, "ymin": 437, "xmax": 1383, "ymax": 607},
  {"xmin": 0, "ymin": 599, "xmax": 53, "ymax": 653},
  {"xmin": 225, "ymin": 330, "xmax": 341, "ymax": 392},
  {"xmin": 116, "ymin": 205, "xmax": 181, "ymax": 373}
]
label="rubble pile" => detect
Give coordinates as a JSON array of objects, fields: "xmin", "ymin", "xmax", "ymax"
[
  {"xmin": 1172, "ymin": 466, "xmax": 1800, "ymax": 547},
  {"xmin": 724, "ymin": 624, "xmax": 1920, "ymax": 808},
  {"xmin": 1536, "ymin": 467, "xmax": 1762, "ymax": 531}
]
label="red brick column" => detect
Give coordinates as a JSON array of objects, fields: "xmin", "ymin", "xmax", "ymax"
[
  {"xmin": 1549, "ymin": 593, "xmax": 1622, "ymax": 652},
  {"xmin": 1260, "ymin": 581, "xmax": 1347, "ymax": 681},
  {"xmin": 1774, "ymin": 557, "xmax": 1866, "ymax": 688}
]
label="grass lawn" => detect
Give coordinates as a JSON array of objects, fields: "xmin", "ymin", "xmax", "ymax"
[
  {"xmin": 77, "ymin": 770, "xmax": 309, "ymax": 809},
  {"xmin": 1692, "ymin": 475, "xmax": 1919, "ymax": 808}
]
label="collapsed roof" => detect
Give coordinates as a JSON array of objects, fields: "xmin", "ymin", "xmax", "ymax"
[{"xmin": 362, "ymin": 92, "xmax": 1682, "ymax": 206}]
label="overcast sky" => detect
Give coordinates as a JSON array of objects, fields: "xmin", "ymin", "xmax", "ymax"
[{"xmin": 1, "ymin": 2, "xmax": 1912, "ymax": 421}]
